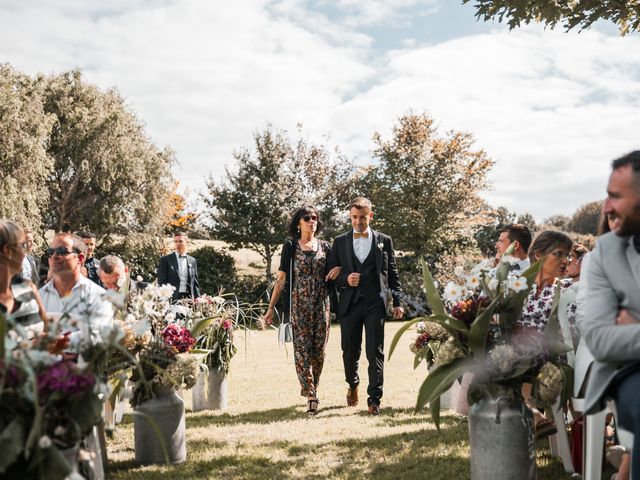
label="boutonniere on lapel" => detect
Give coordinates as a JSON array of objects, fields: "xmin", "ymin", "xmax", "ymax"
[{"xmin": 377, "ymin": 242, "xmax": 384, "ymax": 251}]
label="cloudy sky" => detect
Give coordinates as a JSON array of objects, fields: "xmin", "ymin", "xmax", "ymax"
[{"xmin": 1, "ymin": 0, "xmax": 639, "ymax": 221}]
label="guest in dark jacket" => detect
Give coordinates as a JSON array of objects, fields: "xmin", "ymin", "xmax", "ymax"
[{"xmin": 157, "ymin": 232, "xmax": 200, "ymax": 302}]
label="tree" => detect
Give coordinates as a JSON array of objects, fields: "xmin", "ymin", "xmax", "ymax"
[
  {"xmin": 0, "ymin": 65, "xmax": 54, "ymax": 234},
  {"xmin": 568, "ymin": 200, "xmax": 603, "ymax": 234},
  {"xmin": 516, "ymin": 212, "xmax": 537, "ymax": 232},
  {"xmin": 43, "ymin": 70, "xmax": 175, "ymax": 238},
  {"xmin": 543, "ymin": 214, "xmax": 571, "ymax": 231},
  {"xmin": 362, "ymin": 113, "xmax": 494, "ymax": 261},
  {"xmin": 463, "ymin": 0, "xmax": 640, "ymax": 34},
  {"xmin": 165, "ymin": 183, "xmax": 198, "ymax": 235},
  {"xmin": 204, "ymin": 125, "xmax": 354, "ymax": 282}
]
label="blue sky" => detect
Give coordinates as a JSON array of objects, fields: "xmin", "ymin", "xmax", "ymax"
[{"xmin": 1, "ymin": 0, "xmax": 638, "ymax": 221}]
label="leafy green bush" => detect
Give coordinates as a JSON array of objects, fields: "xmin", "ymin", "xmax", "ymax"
[
  {"xmin": 190, "ymin": 246, "xmax": 238, "ymax": 295},
  {"xmin": 233, "ymin": 275, "xmax": 271, "ymax": 306}
]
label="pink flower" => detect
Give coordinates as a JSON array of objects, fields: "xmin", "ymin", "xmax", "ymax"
[
  {"xmin": 162, "ymin": 323, "xmax": 196, "ymax": 353},
  {"xmin": 222, "ymin": 319, "xmax": 232, "ymax": 331},
  {"xmin": 37, "ymin": 361, "xmax": 95, "ymax": 400}
]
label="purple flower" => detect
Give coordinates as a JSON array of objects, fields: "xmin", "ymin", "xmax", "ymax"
[{"xmin": 37, "ymin": 361, "xmax": 95, "ymax": 401}]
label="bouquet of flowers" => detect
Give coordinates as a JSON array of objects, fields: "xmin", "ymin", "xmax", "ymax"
[
  {"xmin": 180, "ymin": 294, "xmax": 242, "ymax": 375},
  {"xmin": 390, "ymin": 251, "xmax": 572, "ymax": 429},
  {"xmin": 409, "ymin": 319, "xmax": 449, "ymax": 370}
]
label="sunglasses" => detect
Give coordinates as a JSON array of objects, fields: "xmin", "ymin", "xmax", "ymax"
[
  {"xmin": 302, "ymin": 214, "xmax": 318, "ymax": 222},
  {"xmin": 45, "ymin": 246, "xmax": 80, "ymax": 257}
]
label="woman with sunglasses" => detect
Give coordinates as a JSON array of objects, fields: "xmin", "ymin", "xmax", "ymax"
[
  {"xmin": 260, "ymin": 205, "xmax": 341, "ymax": 415},
  {"xmin": 0, "ymin": 219, "xmax": 47, "ymax": 337}
]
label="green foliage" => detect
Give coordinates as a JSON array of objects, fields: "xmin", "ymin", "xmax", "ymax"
[
  {"xmin": 0, "ymin": 65, "xmax": 55, "ymax": 233},
  {"xmin": 568, "ymin": 200, "xmax": 603, "ymax": 235},
  {"xmin": 233, "ymin": 275, "xmax": 271, "ymax": 306},
  {"xmin": 190, "ymin": 246, "xmax": 238, "ymax": 295},
  {"xmin": 362, "ymin": 113, "xmax": 493, "ymax": 260},
  {"xmin": 543, "ymin": 214, "xmax": 571, "ymax": 231},
  {"xmin": 101, "ymin": 233, "xmax": 165, "ymax": 282},
  {"xmin": 463, "ymin": 0, "xmax": 640, "ymax": 34},
  {"xmin": 204, "ymin": 124, "xmax": 354, "ymax": 282},
  {"xmin": 42, "ymin": 70, "xmax": 175, "ymax": 237}
]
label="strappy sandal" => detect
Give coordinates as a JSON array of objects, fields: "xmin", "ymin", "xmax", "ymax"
[{"xmin": 306, "ymin": 398, "xmax": 319, "ymax": 416}]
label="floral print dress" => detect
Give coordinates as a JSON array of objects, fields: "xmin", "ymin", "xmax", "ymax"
[
  {"xmin": 518, "ymin": 278, "xmax": 577, "ymax": 336},
  {"xmin": 290, "ymin": 241, "xmax": 331, "ymax": 398}
]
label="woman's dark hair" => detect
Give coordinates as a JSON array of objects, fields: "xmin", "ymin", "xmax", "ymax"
[
  {"xmin": 288, "ymin": 205, "xmax": 324, "ymax": 239},
  {"xmin": 528, "ymin": 230, "xmax": 573, "ymax": 264}
]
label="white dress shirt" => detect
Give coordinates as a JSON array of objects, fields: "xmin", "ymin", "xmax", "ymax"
[
  {"xmin": 39, "ymin": 275, "xmax": 113, "ymax": 347},
  {"xmin": 175, "ymin": 252, "xmax": 188, "ymax": 293},
  {"xmin": 353, "ymin": 227, "xmax": 373, "ymax": 264},
  {"xmin": 21, "ymin": 256, "xmax": 33, "ymax": 280}
]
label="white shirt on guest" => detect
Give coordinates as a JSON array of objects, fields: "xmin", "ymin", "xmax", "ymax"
[
  {"xmin": 353, "ymin": 227, "xmax": 373, "ymax": 264},
  {"xmin": 21, "ymin": 256, "xmax": 33, "ymax": 280},
  {"xmin": 39, "ymin": 275, "xmax": 113, "ymax": 347},
  {"xmin": 175, "ymin": 251, "xmax": 188, "ymax": 293}
]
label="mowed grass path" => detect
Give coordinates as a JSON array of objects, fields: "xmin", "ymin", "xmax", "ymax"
[{"xmin": 107, "ymin": 321, "xmax": 569, "ymax": 479}]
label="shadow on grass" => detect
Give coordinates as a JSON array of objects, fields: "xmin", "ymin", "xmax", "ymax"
[{"xmin": 108, "ymin": 454, "xmax": 297, "ymax": 480}]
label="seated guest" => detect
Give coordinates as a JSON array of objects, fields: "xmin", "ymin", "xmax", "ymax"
[
  {"xmin": 39, "ymin": 233, "xmax": 112, "ymax": 347},
  {"xmin": 493, "ymin": 223, "xmax": 532, "ymax": 272},
  {"xmin": 0, "ymin": 219, "xmax": 47, "ymax": 337},
  {"xmin": 517, "ymin": 230, "xmax": 574, "ymax": 438},
  {"xmin": 99, "ymin": 255, "xmax": 148, "ymax": 293},
  {"xmin": 78, "ymin": 231, "xmax": 102, "ymax": 286},
  {"xmin": 581, "ymin": 151, "xmax": 640, "ymax": 479},
  {"xmin": 20, "ymin": 229, "xmax": 40, "ymax": 287}
]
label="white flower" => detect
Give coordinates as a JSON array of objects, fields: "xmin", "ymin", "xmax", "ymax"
[
  {"xmin": 38, "ymin": 436, "xmax": 52, "ymax": 449},
  {"xmin": 131, "ymin": 319, "xmax": 150, "ymax": 336},
  {"xmin": 416, "ymin": 321, "xmax": 426, "ymax": 333},
  {"xmin": 54, "ymin": 426, "xmax": 66, "ymax": 437},
  {"xmin": 454, "ymin": 266, "xmax": 465, "ymax": 278},
  {"xmin": 501, "ymin": 255, "xmax": 520, "ymax": 266},
  {"xmin": 377, "ymin": 242, "xmax": 384, "ymax": 250},
  {"xmin": 136, "ymin": 275, "xmax": 143, "ymax": 282},
  {"xmin": 488, "ymin": 278, "xmax": 499, "ymax": 291},
  {"xmin": 507, "ymin": 276, "xmax": 528, "ymax": 293},
  {"xmin": 102, "ymin": 290, "xmax": 126, "ymax": 309},
  {"xmin": 443, "ymin": 282, "xmax": 465, "ymax": 303},
  {"xmin": 465, "ymin": 275, "xmax": 481, "ymax": 290},
  {"xmin": 471, "ymin": 259, "xmax": 493, "ymax": 274}
]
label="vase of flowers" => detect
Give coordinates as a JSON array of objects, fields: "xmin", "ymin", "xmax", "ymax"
[
  {"xmin": 390, "ymin": 252, "xmax": 572, "ymax": 479},
  {"xmin": 185, "ymin": 295, "xmax": 242, "ymax": 411}
]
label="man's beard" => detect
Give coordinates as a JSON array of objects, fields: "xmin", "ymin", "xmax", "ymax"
[{"xmin": 614, "ymin": 212, "xmax": 640, "ymax": 236}]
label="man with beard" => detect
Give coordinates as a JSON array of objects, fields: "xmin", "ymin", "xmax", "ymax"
[{"xmin": 580, "ymin": 150, "xmax": 640, "ymax": 479}]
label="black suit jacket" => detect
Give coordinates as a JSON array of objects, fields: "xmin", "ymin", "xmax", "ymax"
[
  {"xmin": 327, "ymin": 229, "xmax": 402, "ymax": 317},
  {"xmin": 157, "ymin": 253, "xmax": 200, "ymax": 300}
]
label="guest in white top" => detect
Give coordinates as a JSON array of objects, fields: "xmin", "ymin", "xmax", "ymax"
[{"xmin": 39, "ymin": 232, "xmax": 113, "ymax": 348}]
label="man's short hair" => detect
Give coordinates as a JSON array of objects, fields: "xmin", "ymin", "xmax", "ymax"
[
  {"xmin": 99, "ymin": 255, "xmax": 125, "ymax": 274},
  {"xmin": 612, "ymin": 150, "xmax": 640, "ymax": 174},
  {"xmin": 53, "ymin": 232, "xmax": 87, "ymax": 254},
  {"xmin": 173, "ymin": 231, "xmax": 188, "ymax": 238},
  {"xmin": 77, "ymin": 231, "xmax": 96, "ymax": 239},
  {"xmin": 500, "ymin": 224, "xmax": 533, "ymax": 253},
  {"xmin": 349, "ymin": 197, "xmax": 372, "ymax": 211}
]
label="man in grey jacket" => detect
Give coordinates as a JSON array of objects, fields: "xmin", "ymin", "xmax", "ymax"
[{"xmin": 580, "ymin": 150, "xmax": 640, "ymax": 479}]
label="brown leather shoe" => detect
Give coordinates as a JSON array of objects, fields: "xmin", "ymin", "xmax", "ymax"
[
  {"xmin": 346, "ymin": 386, "xmax": 358, "ymax": 407},
  {"xmin": 368, "ymin": 404, "xmax": 380, "ymax": 416}
]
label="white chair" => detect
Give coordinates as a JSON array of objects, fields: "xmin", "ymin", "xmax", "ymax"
[{"xmin": 609, "ymin": 400, "xmax": 635, "ymax": 480}]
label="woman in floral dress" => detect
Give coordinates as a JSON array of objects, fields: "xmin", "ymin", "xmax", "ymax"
[
  {"xmin": 261, "ymin": 205, "xmax": 341, "ymax": 415},
  {"xmin": 517, "ymin": 229, "xmax": 574, "ymax": 438}
]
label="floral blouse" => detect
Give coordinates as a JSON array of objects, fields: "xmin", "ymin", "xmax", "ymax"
[{"xmin": 518, "ymin": 278, "xmax": 576, "ymax": 333}]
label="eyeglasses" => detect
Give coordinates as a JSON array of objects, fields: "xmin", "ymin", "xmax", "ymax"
[
  {"xmin": 302, "ymin": 214, "xmax": 318, "ymax": 222},
  {"xmin": 11, "ymin": 241, "xmax": 31, "ymax": 250},
  {"xmin": 45, "ymin": 246, "xmax": 80, "ymax": 257},
  {"xmin": 550, "ymin": 250, "xmax": 571, "ymax": 261}
]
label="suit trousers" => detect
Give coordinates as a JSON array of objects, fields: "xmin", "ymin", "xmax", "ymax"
[
  {"xmin": 613, "ymin": 367, "xmax": 640, "ymax": 480},
  {"xmin": 339, "ymin": 298, "xmax": 386, "ymax": 406}
]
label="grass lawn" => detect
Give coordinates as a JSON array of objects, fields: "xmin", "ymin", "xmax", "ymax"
[{"xmin": 106, "ymin": 321, "xmax": 574, "ymax": 479}]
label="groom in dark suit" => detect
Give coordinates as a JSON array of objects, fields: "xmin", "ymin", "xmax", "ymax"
[
  {"xmin": 157, "ymin": 232, "xmax": 200, "ymax": 302},
  {"xmin": 328, "ymin": 197, "xmax": 404, "ymax": 415}
]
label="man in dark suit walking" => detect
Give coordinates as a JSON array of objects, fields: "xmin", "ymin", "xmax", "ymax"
[
  {"xmin": 327, "ymin": 197, "xmax": 404, "ymax": 415},
  {"xmin": 157, "ymin": 232, "xmax": 200, "ymax": 302}
]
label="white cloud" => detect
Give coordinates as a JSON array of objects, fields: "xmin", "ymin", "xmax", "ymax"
[{"xmin": 0, "ymin": 2, "xmax": 638, "ymax": 221}]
